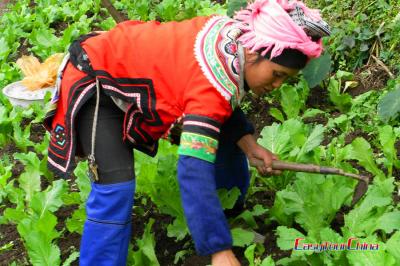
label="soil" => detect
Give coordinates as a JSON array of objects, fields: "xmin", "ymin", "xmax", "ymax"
[
  {"xmin": 0, "ymin": 0, "xmax": 12, "ymax": 16},
  {"xmin": 243, "ymin": 93, "xmax": 280, "ymax": 138},
  {"xmin": 350, "ymin": 63, "xmax": 391, "ymax": 97}
]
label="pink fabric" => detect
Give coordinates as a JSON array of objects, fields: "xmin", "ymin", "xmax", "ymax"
[{"xmin": 234, "ymin": 0, "xmax": 324, "ymax": 59}]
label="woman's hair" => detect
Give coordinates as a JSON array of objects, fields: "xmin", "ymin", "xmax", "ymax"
[{"xmin": 234, "ymin": 0, "xmax": 330, "ymax": 67}]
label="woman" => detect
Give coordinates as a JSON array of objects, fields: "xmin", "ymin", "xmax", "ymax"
[{"xmin": 44, "ymin": 0, "xmax": 330, "ymax": 265}]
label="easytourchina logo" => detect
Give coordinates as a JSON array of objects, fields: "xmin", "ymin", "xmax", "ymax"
[{"xmin": 293, "ymin": 237, "xmax": 379, "ymax": 252}]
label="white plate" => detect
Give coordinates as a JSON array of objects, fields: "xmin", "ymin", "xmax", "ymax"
[{"xmin": 2, "ymin": 81, "xmax": 54, "ymax": 108}]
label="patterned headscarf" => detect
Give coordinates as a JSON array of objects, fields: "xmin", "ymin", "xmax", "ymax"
[{"xmin": 233, "ymin": 0, "xmax": 330, "ymax": 60}]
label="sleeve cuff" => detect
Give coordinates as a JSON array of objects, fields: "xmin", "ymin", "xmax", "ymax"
[{"xmin": 178, "ymin": 114, "xmax": 222, "ymax": 163}]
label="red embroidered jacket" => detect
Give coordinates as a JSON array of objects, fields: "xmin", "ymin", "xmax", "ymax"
[{"xmin": 44, "ymin": 16, "xmax": 247, "ymax": 177}]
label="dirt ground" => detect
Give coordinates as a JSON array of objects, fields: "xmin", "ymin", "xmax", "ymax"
[{"xmin": 0, "ymin": 0, "xmax": 12, "ymax": 15}]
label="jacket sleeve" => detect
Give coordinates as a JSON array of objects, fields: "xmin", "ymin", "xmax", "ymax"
[
  {"xmin": 177, "ymin": 83, "xmax": 234, "ymax": 255},
  {"xmin": 177, "ymin": 155, "xmax": 233, "ymax": 255},
  {"xmin": 220, "ymin": 107, "xmax": 255, "ymax": 144}
]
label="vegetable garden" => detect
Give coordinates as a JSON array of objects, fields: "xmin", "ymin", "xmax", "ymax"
[{"xmin": 0, "ymin": 0, "xmax": 400, "ymax": 265}]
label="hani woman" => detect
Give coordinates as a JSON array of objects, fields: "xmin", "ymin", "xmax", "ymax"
[{"xmin": 44, "ymin": 0, "xmax": 330, "ymax": 265}]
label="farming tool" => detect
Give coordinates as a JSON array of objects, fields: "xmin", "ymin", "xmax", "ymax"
[{"xmin": 249, "ymin": 159, "xmax": 370, "ymax": 206}]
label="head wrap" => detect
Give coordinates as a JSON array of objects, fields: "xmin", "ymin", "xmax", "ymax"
[{"xmin": 234, "ymin": 0, "xmax": 330, "ymax": 64}]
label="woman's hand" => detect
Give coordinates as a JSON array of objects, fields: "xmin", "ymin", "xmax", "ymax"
[
  {"xmin": 237, "ymin": 134, "xmax": 281, "ymax": 176},
  {"xmin": 247, "ymin": 143, "xmax": 281, "ymax": 176},
  {"xmin": 211, "ymin": 249, "xmax": 241, "ymax": 266}
]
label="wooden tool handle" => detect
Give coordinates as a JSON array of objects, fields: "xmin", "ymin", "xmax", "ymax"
[{"xmin": 250, "ymin": 159, "xmax": 369, "ymax": 183}]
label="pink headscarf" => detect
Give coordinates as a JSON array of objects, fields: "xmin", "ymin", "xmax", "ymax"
[{"xmin": 234, "ymin": 0, "xmax": 325, "ymax": 59}]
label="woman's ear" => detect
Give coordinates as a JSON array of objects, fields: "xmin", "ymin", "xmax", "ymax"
[{"xmin": 244, "ymin": 48, "xmax": 260, "ymax": 64}]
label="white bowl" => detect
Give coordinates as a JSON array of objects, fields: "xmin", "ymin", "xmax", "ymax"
[{"xmin": 2, "ymin": 81, "xmax": 55, "ymax": 108}]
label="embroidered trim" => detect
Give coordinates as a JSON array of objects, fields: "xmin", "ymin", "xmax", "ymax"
[
  {"xmin": 194, "ymin": 16, "xmax": 243, "ymax": 108},
  {"xmin": 182, "ymin": 114, "xmax": 221, "ymax": 139},
  {"xmin": 178, "ymin": 115, "xmax": 221, "ymax": 162},
  {"xmin": 178, "ymin": 132, "xmax": 218, "ymax": 163}
]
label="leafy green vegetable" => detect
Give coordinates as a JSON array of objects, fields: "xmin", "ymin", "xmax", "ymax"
[
  {"xmin": 231, "ymin": 228, "xmax": 255, "ymax": 247},
  {"xmin": 130, "ymin": 219, "xmax": 159, "ymax": 266},
  {"xmin": 302, "ymin": 51, "xmax": 332, "ymax": 88},
  {"xmin": 218, "ymin": 187, "xmax": 241, "ymax": 210},
  {"xmin": 271, "ymin": 172, "xmax": 353, "ymax": 233},
  {"xmin": 328, "ymin": 77, "xmax": 352, "ymax": 113},
  {"xmin": 227, "ymin": 0, "xmax": 247, "ymax": 17},
  {"xmin": 30, "ymin": 180, "xmax": 68, "ymax": 218},
  {"xmin": 378, "ymin": 125, "xmax": 400, "ymax": 176},
  {"xmin": 386, "ymin": 231, "xmax": 400, "ymax": 264},
  {"xmin": 280, "ymin": 84, "xmax": 302, "ymax": 119},
  {"xmin": 345, "ymin": 137, "xmax": 385, "ymax": 179},
  {"xmin": 17, "ymin": 211, "xmax": 61, "ymax": 266},
  {"xmin": 378, "ymin": 84, "xmax": 400, "ymax": 122},
  {"xmin": 343, "ymin": 178, "xmax": 394, "ymax": 236},
  {"xmin": 346, "ymin": 237, "xmax": 396, "ymax": 266}
]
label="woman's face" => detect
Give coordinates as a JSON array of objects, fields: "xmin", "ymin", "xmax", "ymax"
[{"xmin": 244, "ymin": 50, "xmax": 299, "ymax": 96}]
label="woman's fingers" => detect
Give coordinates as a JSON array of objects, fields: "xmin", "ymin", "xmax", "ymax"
[{"xmin": 256, "ymin": 164, "xmax": 281, "ymax": 176}]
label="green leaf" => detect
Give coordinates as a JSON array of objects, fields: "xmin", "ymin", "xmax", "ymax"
[
  {"xmin": 218, "ymin": 187, "xmax": 240, "ymax": 210},
  {"xmin": 15, "ymin": 152, "xmax": 43, "ymax": 203},
  {"xmin": 272, "ymin": 172, "xmax": 353, "ymax": 233},
  {"xmin": 19, "ymin": 170, "xmax": 41, "ymax": 203},
  {"xmin": 375, "ymin": 211, "xmax": 400, "ymax": 234},
  {"xmin": 302, "ymin": 108, "xmax": 325, "ymax": 119},
  {"xmin": 280, "ymin": 84, "xmax": 302, "ymax": 119},
  {"xmin": 17, "ymin": 218, "xmax": 61, "ymax": 266},
  {"xmin": 346, "ymin": 238, "xmax": 395, "ymax": 266},
  {"xmin": 276, "ymin": 226, "xmax": 305, "ymax": 251},
  {"xmin": 344, "ymin": 178, "xmax": 394, "ymax": 236},
  {"xmin": 347, "ymin": 137, "xmax": 385, "ymax": 179},
  {"xmin": 302, "ymin": 51, "xmax": 331, "ymax": 88},
  {"xmin": 386, "ymin": 231, "xmax": 400, "ymax": 264},
  {"xmin": 269, "ymin": 107, "xmax": 285, "ymax": 122},
  {"xmin": 167, "ymin": 218, "xmax": 188, "ymax": 241},
  {"xmin": 62, "ymin": 192, "xmax": 82, "ymax": 205},
  {"xmin": 251, "ymin": 204, "xmax": 268, "ymax": 216},
  {"xmin": 62, "ymin": 251, "xmax": 79, "ymax": 266},
  {"xmin": 66, "ymin": 207, "xmax": 86, "ymax": 234},
  {"xmin": 258, "ymin": 123, "xmax": 292, "ymax": 156},
  {"xmin": 3, "ymin": 207, "xmax": 29, "ymax": 223},
  {"xmin": 336, "ymin": 70, "xmax": 354, "ymax": 81},
  {"xmin": 244, "ymin": 244, "xmax": 257, "ymax": 266},
  {"xmin": 261, "ymin": 256, "xmax": 275, "ymax": 266},
  {"xmin": 31, "ymin": 28, "xmax": 59, "ymax": 48},
  {"xmin": 378, "ymin": 84, "xmax": 400, "ymax": 122},
  {"xmin": 231, "ymin": 228, "xmax": 254, "ymax": 247},
  {"xmin": 173, "ymin": 250, "xmax": 191, "ymax": 265},
  {"xmin": 30, "ymin": 180, "xmax": 67, "ymax": 218},
  {"xmin": 73, "ymin": 161, "xmax": 91, "ymax": 201},
  {"xmin": 227, "ymin": 0, "xmax": 247, "ymax": 17},
  {"xmin": 0, "ymin": 37, "xmax": 10, "ymax": 61},
  {"xmin": 298, "ymin": 124, "xmax": 325, "ymax": 157},
  {"xmin": 131, "ymin": 218, "xmax": 159, "ymax": 266},
  {"xmin": 234, "ymin": 210, "xmax": 258, "ymax": 229},
  {"xmin": 4, "ymin": 181, "xmax": 25, "ymax": 209},
  {"xmin": 328, "ymin": 78, "xmax": 352, "ymax": 113},
  {"xmin": 319, "ymin": 227, "xmax": 343, "ymax": 243},
  {"xmin": 378, "ymin": 125, "xmax": 398, "ymax": 174}
]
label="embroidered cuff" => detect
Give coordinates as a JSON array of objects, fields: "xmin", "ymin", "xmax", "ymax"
[{"xmin": 178, "ymin": 115, "xmax": 221, "ymax": 163}]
